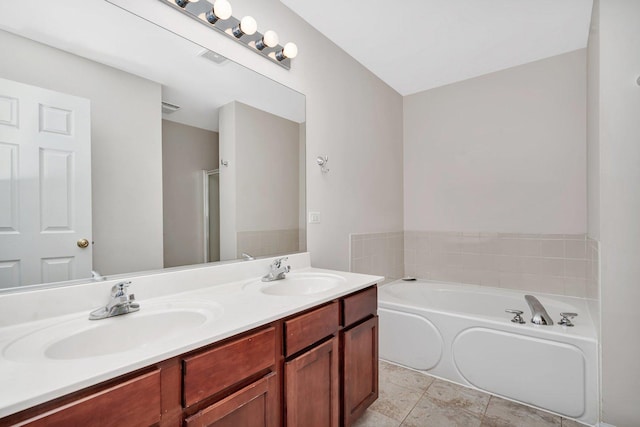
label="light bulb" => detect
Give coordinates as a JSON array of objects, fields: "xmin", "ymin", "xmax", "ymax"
[
  {"xmin": 283, "ymin": 42, "xmax": 298, "ymax": 59},
  {"xmin": 256, "ymin": 30, "xmax": 279, "ymax": 50},
  {"xmin": 240, "ymin": 16, "xmax": 257, "ymax": 35},
  {"xmin": 233, "ymin": 16, "xmax": 257, "ymax": 37},
  {"xmin": 206, "ymin": 0, "xmax": 232, "ymax": 24},
  {"xmin": 262, "ymin": 30, "xmax": 279, "ymax": 48}
]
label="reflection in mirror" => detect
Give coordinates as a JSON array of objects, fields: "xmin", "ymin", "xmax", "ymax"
[{"xmin": 0, "ymin": 0, "xmax": 306, "ymax": 291}]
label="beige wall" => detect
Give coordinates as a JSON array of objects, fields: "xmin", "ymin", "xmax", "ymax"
[
  {"xmin": 162, "ymin": 120, "xmax": 219, "ymax": 268},
  {"xmin": 587, "ymin": 1, "xmax": 600, "ymax": 242},
  {"xmin": 234, "ymin": 102, "xmax": 300, "ymax": 232},
  {"xmin": 219, "ymin": 101, "xmax": 301, "ymax": 259},
  {"xmin": 112, "ymin": 0, "xmax": 405, "ymax": 272},
  {"xmin": 218, "ymin": 103, "xmax": 237, "ymax": 260},
  {"xmin": 0, "ymin": 29, "xmax": 163, "ymax": 277},
  {"xmin": 597, "ymin": 0, "xmax": 640, "ymax": 425},
  {"xmin": 403, "ymin": 50, "xmax": 587, "ymax": 234}
]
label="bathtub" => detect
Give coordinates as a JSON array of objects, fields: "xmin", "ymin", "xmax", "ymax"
[{"xmin": 378, "ymin": 280, "xmax": 598, "ymax": 425}]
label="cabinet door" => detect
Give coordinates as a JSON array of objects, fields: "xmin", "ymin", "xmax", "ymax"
[
  {"xmin": 342, "ymin": 316, "xmax": 379, "ymax": 427},
  {"xmin": 184, "ymin": 372, "xmax": 278, "ymax": 427},
  {"xmin": 284, "ymin": 337, "xmax": 339, "ymax": 427}
]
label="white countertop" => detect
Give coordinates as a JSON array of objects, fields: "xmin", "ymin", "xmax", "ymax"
[{"xmin": 0, "ymin": 254, "xmax": 383, "ymax": 418}]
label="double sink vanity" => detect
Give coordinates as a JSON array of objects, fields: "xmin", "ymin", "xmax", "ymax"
[{"xmin": 0, "ymin": 253, "xmax": 381, "ymax": 426}]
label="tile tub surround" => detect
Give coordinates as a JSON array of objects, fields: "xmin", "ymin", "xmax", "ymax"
[
  {"xmin": 350, "ymin": 232, "xmax": 404, "ymax": 283},
  {"xmin": 354, "ymin": 360, "xmax": 588, "ymax": 427},
  {"xmin": 404, "ymin": 232, "xmax": 599, "ymax": 298}
]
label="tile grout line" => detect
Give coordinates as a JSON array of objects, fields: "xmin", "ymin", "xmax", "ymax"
[
  {"xmin": 397, "ymin": 386, "xmax": 430, "ymax": 427},
  {"xmin": 480, "ymin": 395, "xmax": 493, "ymax": 424},
  {"xmin": 391, "ymin": 367, "xmax": 436, "ymax": 427}
]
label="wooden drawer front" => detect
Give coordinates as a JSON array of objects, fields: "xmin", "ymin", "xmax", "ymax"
[
  {"xmin": 285, "ymin": 302, "xmax": 339, "ymax": 357},
  {"xmin": 183, "ymin": 327, "xmax": 275, "ymax": 407},
  {"xmin": 184, "ymin": 372, "xmax": 278, "ymax": 427},
  {"xmin": 19, "ymin": 369, "xmax": 161, "ymax": 427},
  {"xmin": 342, "ymin": 286, "xmax": 377, "ymax": 327}
]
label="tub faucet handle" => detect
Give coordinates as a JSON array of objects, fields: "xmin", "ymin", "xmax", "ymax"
[
  {"xmin": 505, "ymin": 309, "xmax": 526, "ymax": 324},
  {"xmin": 559, "ymin": 312, "xmax": 578, "ymax": 327}
]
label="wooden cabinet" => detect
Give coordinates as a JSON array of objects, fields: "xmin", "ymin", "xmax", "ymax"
[
  {"xmin": 1, "ymin": 285, "xmax": 378, "ymax": 427},
  {"xmin": 283, "ymin": 302, "xmax": 341, "ymax": 427},
  {"xmin": 341, "ymin": 286, "xmax": 379, "ymax": 427},
  {"xmin": 184, "ymin": 372, "xmax": 278, "ymax": 427},
  {"xmin": 342, "ymin": 316, "xmax": 379, "ymax": 427},
  {"xmin": 284, "ymin": 338, "xmax": 340, "ymax": 427}
]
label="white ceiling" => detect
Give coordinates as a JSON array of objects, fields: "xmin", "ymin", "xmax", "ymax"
[
  {"xmin": 0, "ymin": 0, "xmax": 305, "ymax": 131},
  {"xmin": 280, "ymin": 0, "xmax": 594, "ymax": 95}
]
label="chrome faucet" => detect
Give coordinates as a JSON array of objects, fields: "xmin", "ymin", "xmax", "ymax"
[
  {"xmin": 524, "ymin": 295, "xmax": 553, "ymax": 325},
  {"xmin": 242, "ymin": 252, "xmax": 255, "ymax": 261},
  {"xmin": 89, "ymin": 281, "xmax": 140, "ymax": 320},
  {"xmin": 262, "ymin": 257, "xmax": 290, "ymax": 282}
]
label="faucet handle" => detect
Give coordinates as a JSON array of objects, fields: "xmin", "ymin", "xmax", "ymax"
[
  {"xmin": 273, "ymin": 257, "xmax": 288, "ymax": 268},
  {"xmin": 505, "ymin": 309, "xmax": 526, "ymax": 324},
  {"xmin": 559, "ymin": 312, "xmax": 578, "ymax": 327},
  {"xmin": 111, "ymin": 281, "xmax": 132, "ymax": 297}
]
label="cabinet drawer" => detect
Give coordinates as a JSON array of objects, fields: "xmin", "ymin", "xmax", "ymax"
[
  {"xmin": 184, "ymin": 372, "xmax": 278, "ymax": 427},
  {"xmin": 183, "ymin": 327, "xmax": 276, "ymax": 407},
  {"xmin": 285, "ymin": 302, "xmax": 339, "ymax": 357},
  {"xmin": 342, "ymin": 286, "xmax": 377, "ymax": 327},
  {"xmin": 18, "ymin": 369, "xmax": 161, "ymax": 427}
]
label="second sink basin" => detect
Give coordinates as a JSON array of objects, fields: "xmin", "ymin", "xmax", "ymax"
[
  {"xmin": 3, "ymin": 300, "xmax": 224, "ymax": 361},
  {"xmin": 251, "ymin": 272, "xmax": 347, "ymax": 296}
]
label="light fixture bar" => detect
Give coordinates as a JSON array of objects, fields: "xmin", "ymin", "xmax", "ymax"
[{"xmin": 159, "ymin": 0, "xmax": 293, "ymax": 70}]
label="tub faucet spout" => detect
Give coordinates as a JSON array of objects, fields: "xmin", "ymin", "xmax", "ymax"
[{"xmin": 525, "ymin": 295, "xmax": 553, "ymax": 325}]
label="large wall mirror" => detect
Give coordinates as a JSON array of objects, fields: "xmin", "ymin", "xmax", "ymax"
[{"xmin": 0, "ymin": 0, "xmax": 306, "ymax": 291}]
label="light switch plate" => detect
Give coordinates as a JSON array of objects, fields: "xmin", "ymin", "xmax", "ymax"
[{"xmin": 308, "ymin": 212, "xmax": 321, "ymax": 224}]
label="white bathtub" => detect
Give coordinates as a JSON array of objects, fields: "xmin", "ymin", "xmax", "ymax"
[{"xmin": 378, "ymin": 280, "xmax": 598, "ymax": 426}]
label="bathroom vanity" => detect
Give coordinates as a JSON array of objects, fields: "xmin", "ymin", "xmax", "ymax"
[{"xmin": 0, "ymin": 254, "xmax": 380, "ymax": 427}]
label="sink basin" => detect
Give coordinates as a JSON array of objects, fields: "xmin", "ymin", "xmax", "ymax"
[
  {"xmin": 3, "ymin": 300, "xmax": 223, "ymax": 361},
  {"xmin": 250, "ymin": 272, "xmax": 346, "ymax": 296}
]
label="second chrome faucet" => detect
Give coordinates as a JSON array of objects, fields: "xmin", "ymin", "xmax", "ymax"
[{"xmin": 262, "ymin": 257, "xmax": 290, "ymax": 282}]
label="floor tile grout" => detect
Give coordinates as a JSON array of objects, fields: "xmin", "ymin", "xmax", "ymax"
[{"xmin": 398, "ymin": 387, "xmax": 428, "ymax": 427}]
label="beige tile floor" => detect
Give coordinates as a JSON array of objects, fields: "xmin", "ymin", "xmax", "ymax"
[{"xmin": 354, "ymin": 361, "xmax": 587, "ymax": 427}]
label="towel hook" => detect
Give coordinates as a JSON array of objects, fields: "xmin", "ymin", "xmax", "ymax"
[{"xmin": 316, "ymin": 156, "xmax": 329, "ymax": 173}]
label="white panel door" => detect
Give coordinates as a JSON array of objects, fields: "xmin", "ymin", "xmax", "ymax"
[{"xmin": 0, "ymin": 77, "xmax": 91, "ymax": 288}]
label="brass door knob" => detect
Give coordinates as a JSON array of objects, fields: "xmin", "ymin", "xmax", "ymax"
[{"xmin": 77, "ymin": 239, "xmax": 90, "ymax": 249}]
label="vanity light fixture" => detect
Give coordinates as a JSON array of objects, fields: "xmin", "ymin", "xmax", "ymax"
[
  {"xmin": 232, "ymin": 16, "xmax": 257, "ymax": 38},
  {"xmin": 163, "ymin": 0, "xmax": 297, "ymax": 69}
]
